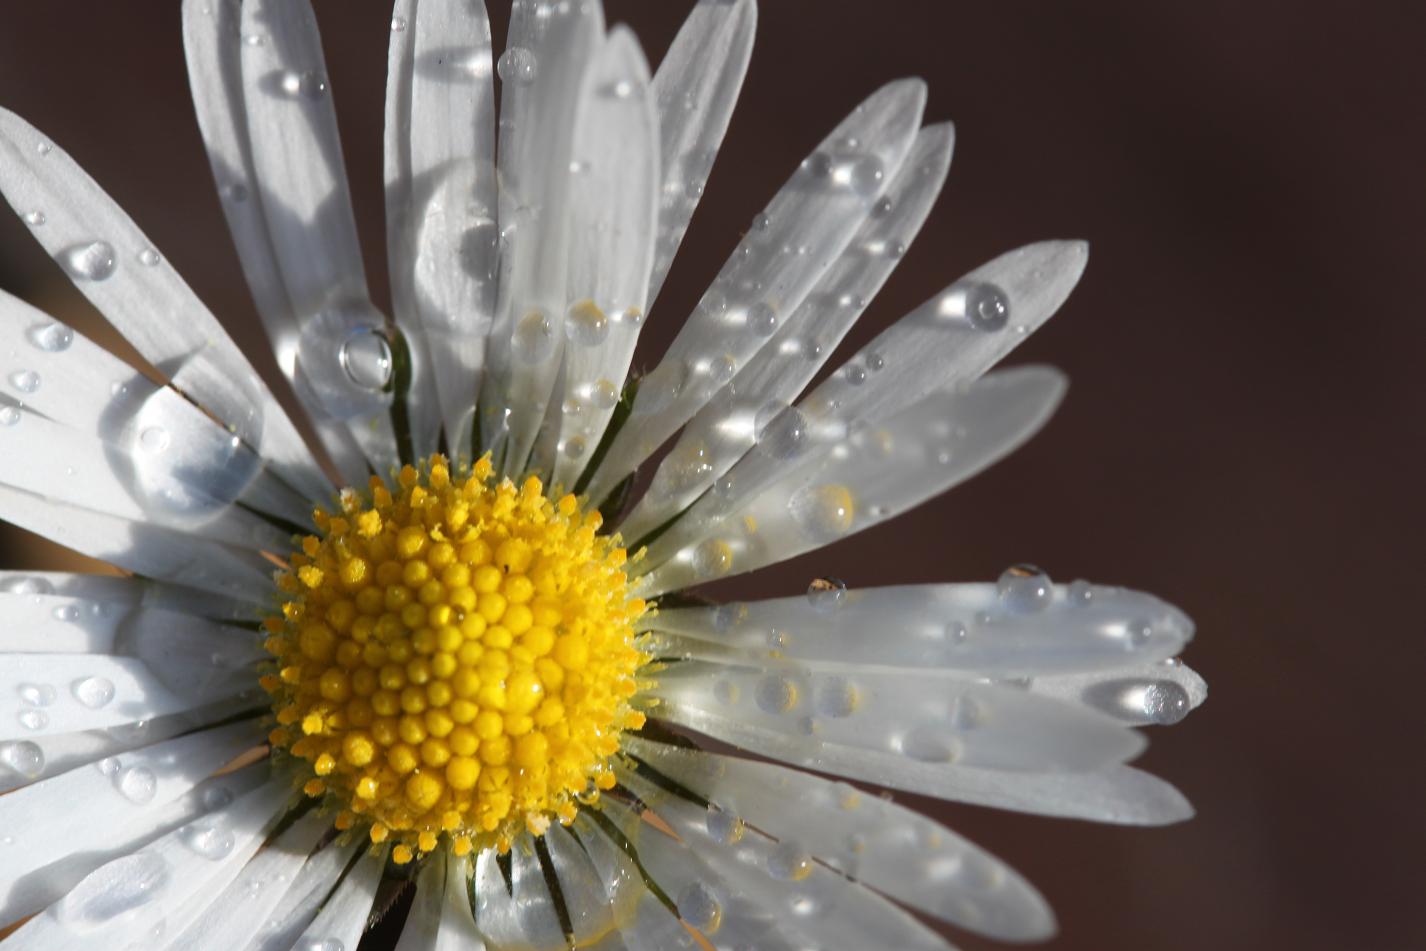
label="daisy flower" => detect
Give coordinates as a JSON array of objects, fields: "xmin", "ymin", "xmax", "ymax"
[{"xmin": 0, "ymin": 0, "xmax": 1204, "ymax": 948}]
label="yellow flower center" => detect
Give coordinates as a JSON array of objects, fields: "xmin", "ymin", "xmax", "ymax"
[{"xmin": 260, "ymin": 454, "xmax": 647, "ymax": 861}]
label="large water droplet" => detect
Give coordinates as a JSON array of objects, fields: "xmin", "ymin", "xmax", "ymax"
[
  {"xmin": 16, "ymin": 709, "xmax": 48, "ymax": 731},
  {"xmin": 997, "ymin": 564, "xmax": 1052, "ymax": 613},
  {"xmin": 938, "ymin": 281, "xmax": 1010, "ymax": 332},
  {"xmin": 814, "ymin": 676, "xmax": 858, "ymax": 718},
  {"xmin": 0, "ymin": 740, "xmax": 45, "ymax": 778},
  {"xmin": 746, "ymin": 301, "xmax": 778, "ymax": 337},
  {"xmin": 767, "ymin": 841, "xmax": 813, "ymax": 881},
  {"xmin": 1068, "ymin": 579, "xmax": 1095, "ymax": 606},
  {"xmin": 0, "ymin": 406, "xmax": 19, "ymax": 427},
  {"xmin": 95, "ymin": 756, "xmax": 121, "ymax": 776},
  {"xmin": 339, "ymin": 328, "xmax": 393, "ymax": 391},
  {"xmin": 676, "ymin": 882, "xmax": 722, "ymax": 934},
  {"xmin": 511, "ymin": 309, "xmax": 556, "ymax": 364},
  {"xmin": 839, "ymin": 154, "xmax": 884, "ymax": 196},
  {"xmin": 806, "ymin": 577, "xmax": 847, "ymax": 613},
  {"xmin": 8, "ymin": 369, "xmax": 41, "ymax": 394},
  {"xmin": 754, "ymin": 402, "xmax": 808, "ymax": 460},
  {"xmin": 17, "ymin": 682, "xmax": 56, "ymax": 706},
  {"xmin": 705, "ymin": 806, "xmax": 745, "ymax": 845},
  {"xmin": 690, "ymin": 538, "xmax": 733, "ymax": 580},
  {"xmin": 55, "ymin": 852, "xmax": 169, "ymax": 931},
  {"xmin": 564, "ymin": 300, "xmax": 608, "ymax": 346},
  {"xmin": 560, "ymin": 436, "xmax": 586, "ymax": 460},
  {"xmin": 26, "ymin": 321, "xmax": 73, "ymax": 353},
  {"xmin": 497, "ymin": 47, "xmax": 538, "ymax": 85},
  {"xmin": 1141, "ymin": 681, "xmax": 1190, "ymax": 724},
  {"xmin": 72, "ymin": 676, "xmax": 116, "ymax": 709},
  {"xmin": 181, "ymin": 819, "xmax": 236, "ymax": 860},
  {"xmin": 201, "ymin": 786, "xmax": 235, "ymax": 811},
  {"xmin": 58, "ymin": 241, "xmax": 117, "ymax": 281},
  {"xmin": 588, "ymin": 378, "xmax": 619, "ymax": 410},
  {"xmin": 755, "ymin": 675, "xmax": 799, "ymax": 714},
  {"xmin": 787, "ymin": 484, "xmax": 855, "ymax": 543},
  {"xmin": 136, "ymin": 248, "xmax": 161, "ymax": 267},
  {"xmin": 114, "ymin": 765, "xmax": 157, "ymax": 803}
]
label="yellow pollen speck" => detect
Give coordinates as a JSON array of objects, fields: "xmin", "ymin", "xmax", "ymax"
[{"xmin": 262, "ymin": 453, "xmax": 647, "ymax": 857}]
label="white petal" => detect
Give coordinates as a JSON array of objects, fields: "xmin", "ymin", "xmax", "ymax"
[
  {"xmin": 646, "ymin": 0, "xmax": 756, "ymax": 309},
  {"xmin": 431, "ymin": 853, "xmax": 487, "ymax": 951},
  {"xmin": 479, "ymin": 0, "xmax": 603, "ymax": 472},
  {"xmin": 635, "ymin": 367, "xmax": 1065, "ymax": 595},
  {"xmin": 543, "ymin": 823, "xmax": 620, "ymax": 945},
  {"xmin": 1029, "ymin": 659, "xmax": 1207, "ymax": 726},
  {"xmin": 545, "ymin": 27, "xmax": 660, "ymax": 487},
  {"xmin": 161, "ymin": 810, "xmax": 331, "ymax": 951},
  {"xmin": 0, "ymin": 571, "xmax": 260, "ymax": 622},
  {"xmin": 626, "ymin": 737, "xmax": 1054, "ymax": 941},
  {"xmin": 647, "ymin": 660, "xmax": 1144, "ymax": 774},
  {"xmin": 0, "ymin": 106, "xmax": 330, "ymax": 504},
  {"xmin": 644, "ymin": 581, "xmax": 1193, "ymax": 677},
  {"xmin": 385, "ymin": 0, "xmax": 497, "ymax": 458},
  {"xmin": 6, "ymin": 780, "xmax": 289, "ymax": 951},
  {"xmin": 0, "ymin": 483, "xmax": 273, "ymax": 601},
  {"xmin": 472, "ymin": 835, "xmax": 566, "ymax": 949},
  {"xmin": 582, "ymin": 79, "xmax": 925, "ymax": 505},
  {"xmin": 274, "ymin": 845, "xmax": 382, "ymax": 951},
  {"xmin": 181, "ymin": 0, "xmax": 369, "ymax": 484},
  {"xmin": 618, "ymin": 770, "xmax": 955, "ymax": 951},
  {"xmin": 621, "ymin": 123, "xmax": 955, "ymax": 539},
  {"xmin": 0, "ymin": 728, "xmax": 268, "ymax": 926}
]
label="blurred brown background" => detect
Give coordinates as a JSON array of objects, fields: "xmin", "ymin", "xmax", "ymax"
[{"xmin": 2, "ymin": 2, "xmax": 1423, "ymax": 949}]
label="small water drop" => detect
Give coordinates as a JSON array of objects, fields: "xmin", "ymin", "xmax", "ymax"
[
  {"xmin": 115, "ymin": 765, "xmax": 158, "ymax": 803},
  {"xmin": 997, "ymin": 564, "xmax": 1052, "ymax": 613},
  {"xmin": 36, "ymin": 141, "xmax": 52, "ymax": 156},
  {"xmin": 1125, "ymin": 618, "xmax": 1154, "ymax": 648},
  {"xmin": 224, "ymin": 183, "xmax": 249, "ymax": 203},
  {"xmin": 8, "ymin": 369, "xmax": 41, "ymax": 394},
  {"xmin": 842, "ymin": 364, "xmax": 866, "ymax": 386},
  {"xmin": 753, "ymin": 402, "xmax": 807, "ymax": 460},
  {"xmin": 0, "ymin": 740, "xmax": 45, "ymax": 778},
  {"xmin": 201, "ymin": 786, "xmax": 235, "ymax": 810},
  {"xmin": 1141, "ymin": 681, "xmax": 1190, "ymax": 724},
  {"xmin": 786, "ymin": 484, "xmax": 855, "ymax": 543},
  {"xmin": 95, "ymin": 757, "xmax": 121, "ymax": 776},
  {"xmin": 72, "ymin": 676, "xmax": 116, "ymax": 709},
  {"xmin": 705, "ymin": 806, "xmax": 745, "ymax": 845},
  {"xmin": 51, "ymin": 604, "xmax": 79, "ymax": 622},
  {"xmin": 589, "ymin": 378, "xmax": 619, "ymax": 410},
  {"xmin": 752, "ymin": 212, "xmax": 771, "ymax": 232},
  {"xmin": 27, "ymin": 321, "xmax": 74, "ymax": 352},
  {"xmin": 511, "ymin": 309, "xmax": 556, "ymax": 364},
  {"xmin": 690, "ymin": 539, "xmax": 733, "ymax": 580},
  {"xmin": 712, "ymin": 678, "xmax": 739, "ymax": 705},
  {"xmin": 16, "ymin": 709, "xmax": 48, "ymax": 731},
  {"xmin": 58, "ymin": 240, "xmax": 117, "ymax": 281},
  {"xmin": 18, "ymin": 682, "xmax": 56, "ymax": 706},
  {"xmin": 938, "ymin": 281, "xmax": 1010, "ymax": 332},
  {"xmin": 755, "ymin": 675, "xmax": 798, "ymax": 714},
  {"xmin": 1067, "ymin": 579, "xmax": 1095, "ymax": 606},
  {"xmin": 23, "ymin": 210, "xmax": 45, "ymax": 226},
  {"xmin": 242, "ymin": 33, "xmax": 265, "ymax": 46},
  {"xmin": 806, "ymin": 577, "xmax": 847, "ymax": 613},
  {"xmin": 564, "ymin": 300, "xmax": 608, "ymax": 346},
  {"xmin": 901, "ymin": 724, "xmax": 960, "ymax": 763},
  {"xmin": 55, "ymin": 852, "xmax": 169, "ymax": 931},
  {"xmin": 767, "ymin": 841, "xmax": 813, "ymax": 881},
  {"xmin": 136, "ymin": 247, "xmax": 161, "ymax": 267},
  {"xmin": 0, "ymin": 576, "xmax": 53, "ymax": 595},
  {"xmin": 0, "ymin": 407, "xmax": 19, "ymax": 427},
  {"xmin": 497, "ymin": 47, "xmax": 538, "ymax": 85},
  {"xmin": 390, "ymin": 15, "xmax": 407, "ymax": 30},
  {"xmin": 815, "ymin": 676, "xmax": 858, "ymax": 718},
  {"xmin": 139, "ymin": 426, "xmax": 171, "ymax": 453},
  {"xmin": 872, "ymin": 196, "xmax": 893, "ymax": 217},
  {"xmin": 838, "ymin": 154, "xmax": 884, "ymax": 196},
  {"xmin": 676, "ymin": 882, "xmax": 723, "ymax": 934},
  {"xmin": 685, "ymin": 180, "xmax": 705, "ymax": 200},
  {"xmin": 181, "ymin": 820, "xmax": 236, "ymax": 860},
  {"xmin": 280, "ymin": 70, "xmax": 327, "ymax": 99},
  {"xmin": 560, "ymin": 436, "xmax": 587, "ymax": 460},
  {"xmin": 339, "ymin": 328, "xmax": 393, "ymax": 390},
  {"xmin": 950, "ymin": 695, "xmax": 985, "ymax": 730},
  {"xmin": 746, "ymin": 301, "xmax": 778, "ymax": 337}
]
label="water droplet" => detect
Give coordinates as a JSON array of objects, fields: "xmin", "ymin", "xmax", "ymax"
[
  {"xmin": 787, "ymin": 484, "xmax": 855, "ymax": 543},
  {"xmin": 224, "ymin": 183, "xmax": 249, "ymax": 203},
  {"xmin": 872, "ymin": 196, "xmax": 893, "ymax": 217},
  {"xmin": 710, "ymin": 352, "xmax": 737, "ymax": 383},
  {"xmin": 52, "ymin": 604, "xmax": 79, "ymax": 622},
  {"xmin": 8, "ymin": 369, "xmax": 41, "ymax": 394},
  {"xmin": 754, "ymin": 675, "xmax": 798, "ymax": 714},
  {"xmin": 711, "ymin": 602, "xmax": 744, "ymax": 633},
  {"xmin": 1067, "ymin": 579, "xmax": 1094, "ymax": 606},
  {"xmin": 950, "ymin": 695, "xmax": 985, "ymax": 730},
  {"xmin": 1141, "ymin": 681, "xmax": 1190, "ymax": 724},
  {"xmin": 27, "ymin": 320, "xmax": 74, "ymax": 352},
  {"xmin": 685, "ymin": 180, "xmax": 705, "ymax": 200},
  {"xmin": 588, "ymin": 378, "xmax": 619, "ymax": 410},
  {"xmin": 803, "ymin": 151, "xmax": 834, "ymax": 179},
  {"xmin": 390, "ymin": 15, "xmax": 407, "ymax": 30},
  {"xmin": 754, "ymin": 402, "xmax": 807, "ymax": 460},
  {"xmin": 690, "ymin": 539, "xmax": 733, "ymax": 580},
  {"xmin": 0, "ymin": 740, "xmax": 45, "ymax": 778},
  {"xmin": 136, "ymin": 248, "xmax": 160, "ymax": 267},
  {"xmin": 564, "ymin": 300, "xmax": 608, "ymax": 346},
  {"xmin": 705, "ymin": 806, "xmax": 744, "ymax": 845},
  {"xmin": 806, "ymin": 577, "xmax": 847, "ymax": 613},
  {"xmin": 0, "ymin": 576, "xmax": 53, "ymax": 595},
  {"xmin": 115, "ymin": 765, "xmax": 158, "ymax": 803},
  {"xmin": 560, "ymin": 436, "xmax": 586, "ymax": 460},
  {"xmin": 138, "ymin": 426, "xmax": 170, "ymax": 453},
  {"xmin": 242, "ymin": 33, "xmax": 265, "ymax": 46},
  {"xmin": 842, "ymin": 364, "xmax": 866, "ymax": 386},
  {"xmin": 888, "ymin": 240, "xmax": 907, "ymax": 258},
  {"xmin": 18, "ymin": 682, "xmax": 56, "ymax": 706},
  {"xmin": 181, "ymin": 819, "xmax": 236, "ymax": 860},
  {"xmin": 712, "ymin": 678, "xmax": 739, "ymax": 705},
  {"xmin": 497, "ymin": 47, "xmax": 538, "ymax": 85},
  {"xmin": 23, "ymin": 210, "xmax": 45, "ymax": 226},
  {"xmin": 201, "ymin": 786, "xmax": 234, "ymax": 810},
  {"xmin": 997, "ymin": 564, "xmax": 1052, "ymax": 613},
  {"xmin": 815, "ymin": 676, "xmax": 858, "ymax": 718},
  {"xmin": 0, "ymin": 407, "xmax": 19, "ymax": 427},
  {"xmin": 36, "ymin": 141, "xmax": 52, "ymax": 156},
  {"xmin": 55, "ymin": 852, "xmax": 169, "ymax": 931},
  {"xmin": 676, "ymin": 882, "xmax": 723, "ymax": 933},
  {"xmin": 938, "ymin": 281, "xmax": 1010, "ymax": 332},
  {"xmin": 604, "ymin": 78, "xmax": 635, "ymax": 99},
  {"xmin": 901, "ymin": 724, "xmax": 960, "ymax": 763},
  {"xmin": 511, "ymin": 309, "xmax": 556, "ymax": 364},
  {"xmin": 767, "ymin": 841, "xmax": 813, "ymax": 881},
  {"xmin": 280, "ymin": 70, "xmax": 328, "ymax": 99},
  {"xmin": 58, "ymin": 240, "xmax": 117, "ymax": 281},
  {"xmin": 339, "ymin": 328, "xmax": 393, "ymax": 390},
  {"xmin": 752, "ymin": 212, "xmax": 771, "ymax": 232},
  {"xmin": 72, "ymin": 676, "xmax": 116, "ymax": 709},
  {"xmin": 95, "ymin": 757, "xmax": 121, "ymax": 776},
  {"xmin": 746, "ymin": 301, "xmax": 778, "ymax": 337},
  {"xmin": 16, "ymin": 709, "xmax": 47, "ymax": 731},
  {"xmin": 1125, "ymin": 618, "xmax": 1154, "ymax": 648}
]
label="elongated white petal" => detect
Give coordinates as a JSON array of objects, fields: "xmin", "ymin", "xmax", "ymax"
[
  {"xmin": 646, "ymin": 0, "xmax": 756, "ymax": 308},
  {"xmin": 636, "ymin": 367, "xmax": 1065, "ymax": 595},
  {"xmin": 480, "ymin": 0, "xmax": 602, "ymax": 472},
  {"xmin": 0, "ymin": 107, "xmax": 330, "ymax": 504},
  {"xmin": 238, "ymin": 0, "xmax": 404, "ymax": 472},
  {"xmin": 564, "ymin": 813, "xmax": 697, "ymax": 951},
  {"xmin": 644, "ymin": 581, "xmax": 1192, "ymax": 677},
  {"xmin": 627, "ymin": 737, "xmax": 1053, "ymax": 941},
  {"xmin": 648, "ymin": 659, "xmax": 1144, "ymax": 773},
  {"xmin": 0, "ymin": 292, "xmax": 313, "ymax": 527},
  {"xmin": 385, "ymin": 0, "xmax": 497, "ymax": 457},
  {"xmin": 0, "ymin": 572, "xmax": 259, "ymax": 623},
  {"xmin": 622, "ymin": 123, "xmax": 955, "ymax": 539},
  {"xmin": 472, "ymin": 835, "xmax": 566, "ymax": 949},
  {"xmin": 0, "ymin": 483, "xmax": 273, "ymax": 601},
  {"xmin": 582, "ymin": 79, "xmax": 925, "ymax": 504},
  {"xmin": 0, "ymin": 725, "xmax": 267, "ymax": 926},
  {"xmin": 1029, "ymin": 659, "xmax": 1207, "ymax": 726},
  {"xmin": 433, "ymin": 853, "xmax": 488, "ymax": 951},
  {"xmin": 162, "ymin": 811, "xmax": 330, "ymax": 951},
  {"xmin": 181, "ymin": 0, "xmax": 369, "ymax": 483},
  {"xmin": 0, "ymin": 593, "xmax": 259, "ymax": 655},
  {"xmin": 541, "ymin": 823, "xmax": 621, "ymax": 945},
  {"xmin": 274, "ymin": 846, "xmax": 382, "ymax": 951},
  {"xmin": 619, "ymin": 769, "xmax": 955, "ymax": 951}
]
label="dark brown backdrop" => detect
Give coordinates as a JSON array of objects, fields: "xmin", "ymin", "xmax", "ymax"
[{"xmin": 2, "ymin": 2, "xmax": 1422, "ymax": 949}]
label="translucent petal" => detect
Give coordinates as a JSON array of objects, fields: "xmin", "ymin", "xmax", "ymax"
[
  {"xmin": 479, "ymin": 0, "xmax": 603, "ymax": 472},
  {"xmin": 6, "ymin": 780, "xmax": 289, "ymax": 951},
  {"xmin": 0, "ymin": 105, "xmax": 330, "ymax": 504},
  {"xmin": 428, "ymin": 853, "xmax": 487, "ymax": 951},
  {"xmin": 0, "ymin": 571, "xmax": 259, "ymax": 622},
  {"xmin": 0, "ymin": 729, "xmax": 268, "ymax": 926},
  {"xmin": 583, "ymin": 79, "xmax": 926, "ymax": 505},
  {"xmin": 635, "ymin": 367, "xmax": 1066, "ymax": 595},
  {"xmin": 626, "ymin": 737, "xmax": 1054, "ymax": 941},
  {"xmin": 545, "ymin": 27, "xmax": 660, "ymax": 487},
  {"xmin": 562, "ymin": 813, "xmax": 695, "ymax": 951},
  {"xmin": 543, "ymin": 823, "xmax": 619, "ymax": 945},
  {"xmin": 1029, "ymin": 659, "xmax": 1207, "ymax": 726},
  {"xmin": 385, "ymin": 0, "xmax": 497, "ymax": 457},
  {"xmin": 643, "ymin": 581, "xmax": 1193, "ymax": 677},
  {"xmin": 472, "ymin": 835, "xmax": 566, "ymax": 950},
  {"xmin": 181, "ymin": 0, "xmax": 368, "ymax": 483},
  {"xmin": 645, "ymin": 0, "xmax": 756, "ymax": 309},
  {"xmin": 277, "ymin": 847, "xmax": 383, "ymax": 951},
  {"xmin": 618, "ymin": 769, "xmax": 955, "ymax": 951},
  {"xmin": 621, "ymin": 123, "xmax": 955, "ymax": 540},
  {"xmin": 647, "ymin": 659, "xmax": 1144, "ymax": 774}
]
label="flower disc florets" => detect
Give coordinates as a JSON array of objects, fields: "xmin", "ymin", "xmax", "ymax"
[{"xmin": 261, "ymin": 454, "xmax": 647, "ymax": 861}]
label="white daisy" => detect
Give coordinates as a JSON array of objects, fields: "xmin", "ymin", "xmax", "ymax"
[{"xmin": 0, "ymin": 0, "xmax": 1204, "ymax": 948}]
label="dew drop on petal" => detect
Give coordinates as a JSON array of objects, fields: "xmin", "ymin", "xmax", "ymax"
[
  {"xmin": 560, "ymin": 436, "xmax": 586, "ymax": 460},
  {"xmin": 27, "ymin": 321, "xmax": 73, "ymax": 352},
  {"xmin": 16, "ymin": 709, "xmax": 47, "ymax": 731},
  {"xmin": 136, "ymin": 247, "xmax": 161, "ymax": 267},
  {"xmin": 814, "ymin": 676, "xmax": 858, "ymax": 718},
  {"xmin": 58, "ymin": 241, "xmax": 117, "ymax": 281},
  {"xmin": 676, "ymin": 882, "xmax": 723, "ymax": 933},
  {"xmin": 746, "ymin": 301, "xmax": 778, "ymax": 337},
  {"xmin": 114, "ymin": 765, "xmax": 158, "ymax": 803},
  {"xmin": 900, "ymin": 724, "xmax": 960, "ymax": 763},
  {"xmin": 22, "ymin": 210, "xmax": 45, "ymax": 226},
  {"xmin": 1125, "ymin": 618, "xmax": 1154, "ymax": 648},
  {"xmin": 753, "ymin": 402, "xmax": 807, "ymax": 460},
  {"xmin": 564, "ymin": 300, "xmax": 608, "ymax": 346},
  {"xmin": 180, "ymin": 820, "xmax": 236, "ymax": 860},
  {"xmin": 201, "ymin": 786, "xmax": 235, "ymax": 811},
  {"xmin": 589, "ymin": 378, "xmax": 619, "ymax": 410},
  {"xmin": 997, "ymin": 563, "xmax": 1052, "ymax": 613},
  {"xmin": 1068, "ymin": 579, "xmax": 1094, "ymax": 606},
  {"xmin": 754, "ymin": 675, "xmax": 798, "ymax": 714},
  {"xmin": 17, "ymin": 682, "xmax": 56, "ymax": 706},
  {"xmin": 767, "ymin": 841, "xmax": 813, "ymax": 881},
  {"xmin": 95, "ymin": 756, "xmax": 121, "ymax": 777},
  {"xmin": 390, "ymin": 15, "xmax": 407, "ymax": 30},
  {"xmin": 511, "ymin": 309, "xmax": 556, "ymax": 364},
  {"xmin": 786, "ymin": 484, "xmax": 855, "ymax": 543},
  {"xmin": 806, "ymin": 577, "xmax": 847, "ymax": 613},
  {"xmin": 72, "ymin": 676, "xmax": 116, "ymax": 709},
  {"xmin": 0, "ymin": 407, "xmax": 19, "ymax": 427},
  {"xmin": 1141, "ymin": 681, "xmax": 1190, "ymax": 724},
  {"xmin": 55, "ymin": 852, "xmax": 169, "ymax": 931},
  {"xmin": 705, "ymin": 806, "xmax": 744, "ymax": 845},
  {"xmin": 52, "ymin": 604, "xmax": 79, "ymax": 622},
  {"xmin": 0, "ymin": 740, "xmax": 45, "ymax": 778},
  {"xmin": 8, "ymin": 369, "xmax": 41, "ymax": 394},
  {"xmin": 138, "ymin": 426, "xmax": 170, "ymax": 453},
  {"xmin": 497, "ymin": 47, "xmax": 538, "ymax": 85},
  {"xmin": 690, "ymin": 539, "xmax": 733, "ymax": 580},
  {"xmin": 936, "ymin": 281, "xmax": 1010, "ymax": 332},
  {"xmin": 339, "ymin": 328, "xmax": 394, "ymax": 391},
  {"xmin": 752, "ymin": 212, "xmax": 771, "ymax": 232}
]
